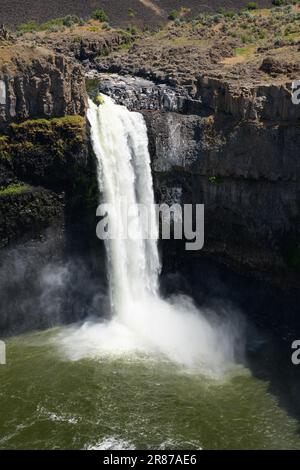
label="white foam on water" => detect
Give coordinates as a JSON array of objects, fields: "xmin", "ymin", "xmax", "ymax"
[{"xmin": 85, "ymin": 436, "xmax": 135, "ymax": 450}]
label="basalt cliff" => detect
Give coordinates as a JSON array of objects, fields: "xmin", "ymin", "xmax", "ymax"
[
  {"xmin": 0, "ymin": 6, "xmax": 300, "ymax": 334},
  {"xmin": 93, "ymin": 71, "xmax": 300, "ymax": 290}
]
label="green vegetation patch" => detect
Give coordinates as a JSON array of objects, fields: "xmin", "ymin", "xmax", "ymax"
[
  {"xmin": 94, "ymin": 94, "xmax": 105, "ymax": 106},
  {"xmin": 247, "ymin": 2, "xmax": 258, "ymax": 10},
  {"xmin": 0, "ymin": 116, "xmax": 86, "ymax": 165},
  {"xmin": 208, "ymin": 176, "xmax": 222, "ymax": 185},
  {"xmin": 86, "ymin": 78, "xmax": 99, "ymax": 96},
  {"xmin": 12, "ymin": 117, "xmax": 85, "ymax": 161},
  {"xmin": 0, "ymin": 136, "xmax": 11, "ymax": 161},
  {"xmin": 10, "ymin": 115, "xmax": 85, "ymax": 143},
  {"xmin": 91, "ymin": 9, "xmax": 109, "ymax": 22},
  {"xmin": 17, "ymin": 15, "xmax": 82, "ymax": 33},
  {"xmin": 235, "ymin": 45, "xmax": 257, "ymax": 56},
  {"xmin": 168, "ymin": 10, "xmax": 179, "ymax": 21},
  {"xmin": 0, "ymin": 183, "xmax": 31, "ymax": 197},
  {"xmin": 128, "ymin": 8, "xmax": 136, "ymax": 18},
  {"xmin": 16, "ymin": 9, "xmax": 109, "ymax": 34}
]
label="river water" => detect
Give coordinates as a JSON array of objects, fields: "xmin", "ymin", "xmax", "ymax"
[{"xmin": 0, "ymin": 328, "xmax": 300, "ymax": 450}]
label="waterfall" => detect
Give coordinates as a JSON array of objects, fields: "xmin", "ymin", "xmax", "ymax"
[
  {"xmin": 59, "ymin": 94, "xmax": 241, "ymax": 375},
  {"xmin": 87, "ymin": 95, "xmax": 160, "ymax": 317}
]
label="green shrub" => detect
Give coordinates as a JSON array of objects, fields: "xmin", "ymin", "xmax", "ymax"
[
  {"xmin": 128, "ymin": 8, "xmax": 135, "ymax": 17},
  {"xmin": 127, "ymin": 25, "xmax": 138, "ymax": 34},
  {"xmin": 272, "ymin": 0, "xmax": 284, "ymax": 5},
  {"xmin": 247, "ymin": 2, "xmax": 258, "ymax": 9},
  {"xmin": 91, "ymin": 9, "xmax": 109, "ymax": 22},
  {"xmin": 102, "ymin": 22, "xmax": 111, "ymax": 30},
  {"xmin": 168, "ymin": 10, "xmax": 179, "ymax": 20},
  {"xmin": 39, "ymin": 18, "xmax": 63, "ymax": 31},
  {"xmin": 17, "ymin": 21, "xmax": 39, "ymax": 32},
  {"xmin": 63, "ymin": 15, "xmax": 80, "ymax": 27},
  {"xmin": 19, "ymin": 16, "xmax": 81, "ymax": 33},
  {"xmin": 224, "ymin": 10, "xmax": 235, "ymax": 18},
  {"xmin": 284, "ymin": 25, "xmax": 292, "ymax": 35},
  {"xmin": 212, "ymin": 14, "xmax": 222, "ymax": 23},
  {"xmin": 241, "ymin": 33, "xmax": 254, "ymax": 43},
  {"xmin": 48, "ymin": 25, "xmax": 61, "ymax": 32},
  {"xmin": 258, "ymin": 30, "xmax": 266, "ymax": 39}
]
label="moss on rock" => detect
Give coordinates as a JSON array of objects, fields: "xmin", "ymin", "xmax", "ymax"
[
  {"xmin": 94, "ymin": 94, "xmax": 105, "ymax": 106},
  {"xmin": 0, "ymin": 136, "xmax": 11, "ymax": 161},
  {"xmin": 0, "ymin": 115, "xmax": 88, "ymax": 190},
  {"xmin": 0, "ymin": 183, "xmax": 31, "ymax": 197},
  {"xmin": 9, "ymin": 115, "xmax": 85, "ymax": 146}
]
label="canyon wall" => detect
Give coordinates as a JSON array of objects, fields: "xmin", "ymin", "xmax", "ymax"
[
  {"xmin": 0, "ymin": 47, "xmax": 93, "ymax": 248},
  {"xmin": 1, "ymin": 49, "xmax": 299, "ymax": 335},
  {"xmin": 97, "ymin": 74, "xmax": 300, "ymax": 289},
  {"xmin": 0, "ymin": 49, "xmax": 104, "ymax": 335}
]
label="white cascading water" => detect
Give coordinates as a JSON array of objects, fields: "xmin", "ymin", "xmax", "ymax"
[
  {"xmin": 58, "ymin": 94, "xmax": 241, "ymax": 376},
  {"xmin": 87, "ymin": 95, "xmax": 160, "ymax": 317}
]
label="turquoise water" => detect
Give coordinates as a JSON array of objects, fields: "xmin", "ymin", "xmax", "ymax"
[{"xmin": 0, "ymin": 327, "xmax": 299, "ymax": 450}]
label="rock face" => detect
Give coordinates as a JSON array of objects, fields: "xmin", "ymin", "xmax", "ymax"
[
  {"xmin": 0, "ymin": 187, "xmax": 64, "ymax": 248},
  {"xmin": 0, "ymin": 44, "xmax": 106, "ymax": 335},
  {"xmin": 147, "ymin": 112, "xmax": 300, "ymax": 181},
  {"xmin": 0, "ymin": 44, "xmax": 94, "ymax": 251},
  {"xmin": 90, "ymin": 72, "xmax": 202, "ymax": 114},
  {"xmin": 0, "ymin": 46, "xmax": 86, "ymax": 131},
  {"xmin": 53, "ymin": 32, "xmax": 132, "ymax": 62},
  {"xmin": 0, "ymin": 87, "xmax": 102, "ymax": 336},
  {"xmin": 96, "ymin": 73, "xmax": 300, "ymax": 289},
  {"xmin": 0, "ymin": 115, "xmax": 98, "ymax": 249},
  {"xmin": 260, "ymin": 56, "xmax": 300, "ymax": 77},
  {"xmin": 196, "ymin": 76, "xmax": 300, "ymax": 122},
  {"xmin": 148, "ymin": 112, "xmax": 300, "ymax": 287}
]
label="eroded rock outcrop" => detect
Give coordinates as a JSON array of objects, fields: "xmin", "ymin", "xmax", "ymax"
[
  {"xmin": 0, "ymin": 45, "xmax": 86, "ymax": 131},
  {"xmin": 196, "ymin": 76, "xmax": 300, "ymax": 122}
]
